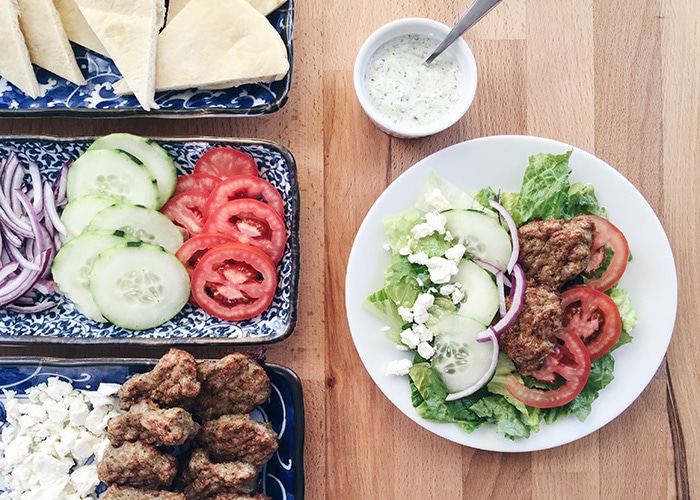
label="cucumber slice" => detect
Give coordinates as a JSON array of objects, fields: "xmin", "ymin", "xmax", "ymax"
[
  {"xmin": 86, "ymin": 204, "xmax": 184, "ymax": 253},
  {"xmin": 454, "ymin": 259, "xmax": 500, "ymax": 325},
  {"xmin": 442, "ymin": 210, "xmax": 512, "ymax": 271},
  {"xmin": 431, "ymin": 313, "xmax": 497, "ymax": 394},
  {"xmin": 88, "ymin": 133, "xmax": 177, "ymax": 208},
  {"xmin": 89, "ymin": 241, "xmax": 190, "ymax": 330},
  {"xmin": 66, "ymin": 148, "xmax": 160, "ymax": 209},
  {"xmin": 59, "ymin": 194, "xmax": 118, "ymax": 242},
  {"xmin": 51, "ymin": 229, "xmax": 136, "ymax": 322}
]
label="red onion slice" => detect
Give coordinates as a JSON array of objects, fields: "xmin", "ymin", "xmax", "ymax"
[
  {"xmin": 488, "ymin": 199, "xmax": 520, "ymax": 274},
  {"xmin": 0, "ymin": 152, "xmax": 66, "ymax": 311},
  {"xmin": 477, "ymin": 263, "xmax": 527, "ymax": 342}
]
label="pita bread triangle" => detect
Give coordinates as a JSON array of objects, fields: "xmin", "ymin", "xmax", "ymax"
[
  {"xmin": 0, "ymin": 0, "xmax": 40, "ymax": 98},
  {"xmin": 125, "ymin": 0, "xmax": 289, "ymax": 93},
  {"xmin": 16, "ymin": 0, "xmax": 86, "ymax": 86},
  {"xmin": 54, "ymin": 0, "xmax": 109, "ymax": 57},
  {"xmin": 74, "ymin": 0, "xmax": 165, "ymax": 110},
  {"xmin": 165, "ymin": 0, "xmax": 286, "ymax": 23}
]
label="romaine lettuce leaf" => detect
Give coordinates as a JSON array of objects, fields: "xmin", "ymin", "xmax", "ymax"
[{"xmin": 512, "ymin": 151, "xmax": 573, "ymax": 225}]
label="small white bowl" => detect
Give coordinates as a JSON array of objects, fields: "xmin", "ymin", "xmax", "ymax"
[{"xmin": 353, "ymin": 18, "xmax": 478, "ymax": 139}]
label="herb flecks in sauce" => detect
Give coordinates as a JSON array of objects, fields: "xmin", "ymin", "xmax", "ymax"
[{"xmin": 364, "ymin": 34, "xmax": 462, "ymax": 129}]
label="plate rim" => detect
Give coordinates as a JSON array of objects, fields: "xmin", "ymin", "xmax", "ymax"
[
  {"xmin": 345, "ymin": 133, "xmax": 678, "ymax": 452},
  {"xmin": 0, "ymin": 135, "xmax": 300, "ymax": 346}
]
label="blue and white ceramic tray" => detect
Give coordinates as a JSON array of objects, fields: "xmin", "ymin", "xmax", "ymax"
[
  {"xmin": 0, "ymin": 358, "xmax": 305, "ymax": 499},
  {"xmin": 0, "ymin": 1, "xmax": 294, "ymax": 117},
  {"xmin": 0, "ymin": 136, "xmax": 300, "ymax": 345}
]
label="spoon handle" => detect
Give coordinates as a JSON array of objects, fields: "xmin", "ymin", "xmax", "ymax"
[{"xmin": 424, "ymin": 0, "xmax": 503, "ymax": 66}]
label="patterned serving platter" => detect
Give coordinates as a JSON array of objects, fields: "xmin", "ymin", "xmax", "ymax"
[
  {"xmin": 0, "ymin": 0, "xmax": 294, "ymax": 117},
  {"xmin": 0, "ymin": 358, "xmax": 305, "ymax": 499},
  {"xmin": 0, "ymin": 136, "xmax": 300, "ymax": 344}
]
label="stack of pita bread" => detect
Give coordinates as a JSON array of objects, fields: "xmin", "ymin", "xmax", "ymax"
[
  {"xmin": 0, "ymin": 0, "xmax": 289, "ymax": 111},
  {"xmin": 1, "ymin": 0, "xmax": 86, "ymax": 99}
]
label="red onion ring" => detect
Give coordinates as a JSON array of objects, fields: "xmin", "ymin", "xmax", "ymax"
[{"xmin": 488, "ymin": 199, "xmax": 520, "ymax": 274}]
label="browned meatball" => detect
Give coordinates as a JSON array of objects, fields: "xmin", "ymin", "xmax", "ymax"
[
  {"xmin": 194, "ymin": 353, "xmax": 271, "ymax": 420},
  {"xmin": 102, "ymin": 485, "xmax": 186, "ymax": 499},
  {"xmin": 108, "ymin": 399, "xmax": 200, "ymax": 447},
  {"xmin": 98, "ymin": 440, "xmax": 178, "ymax": 489},
  {"xmin": 118, "ymin": 348, "xmax": 201, "ymax": 411},
  {"xmin": 498, "ymin": 286, "xmax": 562, "ymax": 376},
  {"xmin": 181, "ymin": 448, "xmax": 260, "ymax": 499},
  {"xmin": 517, "ymin": 215, "xmax": 595, "ymax": 290},
  {"xmin": 197, "ymin": 414, "xmax": 278, "ymax": 469}
]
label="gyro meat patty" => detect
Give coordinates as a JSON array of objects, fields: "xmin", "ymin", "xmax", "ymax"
[
  {"xmin": 518, "ymin": 215, "xmax": 595, "ymax": 290},
  {"xmin": 181, "ymin": 448, "xmax": 259, "ymax": 499},
  {"xmin": 195, "ymin": 352, "xmax": 271, "ymax": 420},
  {"xmin": 498, "ymin": 286, "xmax": 563, "ymax": 376},
  {"xmin": 102, "ymin": 485, "xmax": 186, "ymax": 499},
  {"xmin": 98, "ymin": 440, "xmax": 178, "ymax": 489},
  {"xmin": 118, "ymin": 348, "xmax": 201, "ymax": 410},
  {"xmin": 108, "ymin": 399, "xmax": 200, "ymax": 447},
  {"xmin": 197, "ymin": 414, "xmax": 279, "ymax": 469}
]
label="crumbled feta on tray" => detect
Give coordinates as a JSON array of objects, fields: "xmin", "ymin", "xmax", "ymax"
[{"xmin": 0, "ymin": 377, "xmax": 122, "ymax": 500}]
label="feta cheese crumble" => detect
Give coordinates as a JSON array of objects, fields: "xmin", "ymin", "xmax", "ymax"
[
  {"xmin": 386, "ymin": 359, "xmax": 413, "ymax": 377},
  {"xmin": 0, "ymin": 378, "xmax": 122, "ymax": 500},
  {"xmin": 410, "ymin": 211, "xmax": 447, "ymax": 239},
  {"xmin": 423, "ymin": 188, "xmax": 451, "ymax": 212}
]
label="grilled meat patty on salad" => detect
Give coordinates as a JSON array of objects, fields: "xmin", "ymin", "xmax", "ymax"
[
  {"xmin": 500, "ymin": 215, "xmax": 602, "ymax": 376},
  {"xmin": 517, "ymin": 215, "xmax": 596, "ymax": 290},
  {"xmin": 498, "ymin": 286, "xmax": 562, "ymax": 376}
]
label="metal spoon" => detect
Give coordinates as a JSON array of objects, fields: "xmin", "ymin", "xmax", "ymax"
[{"xmin": 424, "ymin": 0, "xmax": 503, "ymax": 66}]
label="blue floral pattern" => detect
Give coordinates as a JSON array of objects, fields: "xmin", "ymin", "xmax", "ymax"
[
  {"xmin": 0, "ymin": 360, "xmax": 305, "ymax": 499},
  {"xmin": 0, "ymin": 0, "xmax": 294, "ymax": 117},
  {"xmin": 0, "ymin": 136, "xmax": 300, "ymax": 344}
]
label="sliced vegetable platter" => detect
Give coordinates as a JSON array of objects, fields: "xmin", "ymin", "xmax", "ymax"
[
  {"xmin": 0, "ymin": 357, "xmax": 305, "ymax": 499},
  {"xmin": 0, "ymin": 0, "xmax": 294, "ymax": 117},
  {"xmin": 0, "ymin": 136, "xmax": 300, "ymax": 344},
  {"xmin": 345, "ymin": 135, "xmax": 677, "ymax": 452}
]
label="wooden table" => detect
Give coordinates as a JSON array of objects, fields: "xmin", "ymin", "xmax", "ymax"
[{"xmin": 0, "ymin": 0, "xmax": 698, "ymax": 498}]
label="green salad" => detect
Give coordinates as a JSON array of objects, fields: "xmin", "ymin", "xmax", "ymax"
[{"xmin": 365, "ymin": 151, "xmax": 638, "ymax": 439}]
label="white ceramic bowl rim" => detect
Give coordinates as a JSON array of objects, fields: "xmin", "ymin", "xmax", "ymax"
[{"xmin": 353, "ymin": 18, "xmax": 478, "ymax": 138}]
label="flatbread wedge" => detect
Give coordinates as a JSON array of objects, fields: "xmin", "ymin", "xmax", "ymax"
[
  {"xmin": 116, "ymin": 0, "xmax": 288, "ymax": 94},
  {"xmin": 54, "ymin": 0, "xmax": 109, "ymax": 57},
  {"xmin": 75, "ymin": 0, "xmax": 165, "ymax": 110},
  {"xmin": 16, "ymin": 0, "xmax": 87, "ymax": 86},
  {"xmin": 0, "ymin": 0, "xmax": 40, "ymax": 98},
  {"xmin": 165, "ymin": 0, "xmax": 286, "ymax": 23}
]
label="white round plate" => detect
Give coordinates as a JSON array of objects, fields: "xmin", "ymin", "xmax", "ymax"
[{"xmin": 345, "ymin": 135, "xmax": 677, "ymax": 452}]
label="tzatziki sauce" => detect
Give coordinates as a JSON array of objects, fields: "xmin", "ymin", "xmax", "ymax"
[{"xmin": 364, "ymin": 33, "xmax": 463, "ymax": 129}]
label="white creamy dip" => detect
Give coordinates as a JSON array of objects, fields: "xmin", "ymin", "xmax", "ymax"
[{"xmin": 364, "ymin": 33, "xmax": 463, "ymax": 128}]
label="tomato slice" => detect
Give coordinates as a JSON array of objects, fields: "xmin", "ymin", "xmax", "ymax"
[
  {"xmin": 203, "ymin": 174, "xmax": 285, "ymax": 219},
  {"xmin": 174, "ymin": 232, "xmax": 238, "ymax": 277},
  {"xmin": 504, "ymin": 328, "xmax": 591, "ymax": 408},
  {"xmin": 160, "ymin": 190, "xmax": 209, "ymax": 237},
  {"xmin": 585, "ymin": 215, "xmax": 629, "ymax": 292},
  {"xmin": 560, "ymin": 286, "xmax": 622, "ymax": 361},
  {"xmin": 173, "ymin": 173, "xmax": 222, "ymax": 196},
  {"xmin": 190, "ymin": 243, "xmax": 277, "ymax": 321},
  {"xmin": 194, "ymin": 147, "xmax": 258, "ymax": 179},
  {"xmin": 202, "ymin": 198, "xmax": 287, "ymax": 263}
]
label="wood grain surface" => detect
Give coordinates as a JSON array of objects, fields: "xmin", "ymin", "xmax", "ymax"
[{"xmin": 0, "ymin": 0, "xmax": 698, "ymax": 498}]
